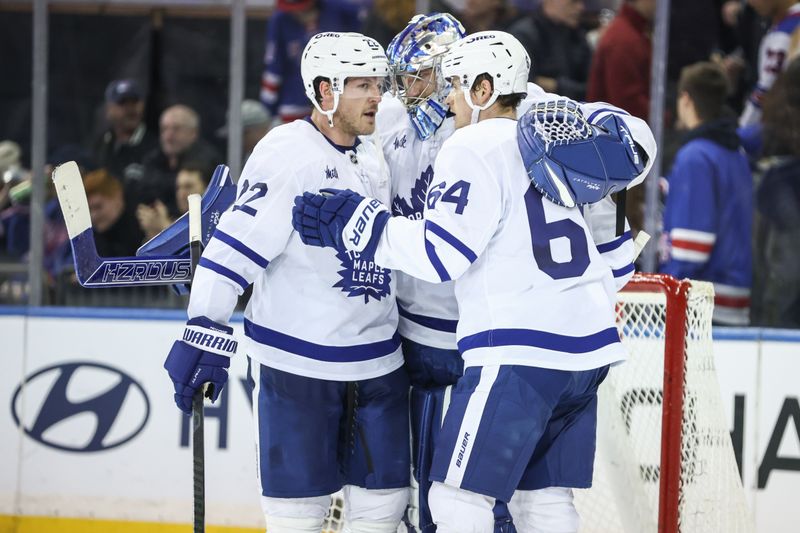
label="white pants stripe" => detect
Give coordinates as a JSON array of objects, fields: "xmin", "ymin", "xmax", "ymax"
[{"xmin": 444, "ymin": 365, "xmax": 500, "ymax": 487}]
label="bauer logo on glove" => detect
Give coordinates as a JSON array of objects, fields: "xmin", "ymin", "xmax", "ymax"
[{"xmin": 517, "ymin": 99, "xmax": 647, "ymax": 207}]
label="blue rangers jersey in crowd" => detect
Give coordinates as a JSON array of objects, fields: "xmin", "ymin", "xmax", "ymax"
[
  {"xmin": 188, "ymin": 119, "xmax": 402, "ymax": 380},
  {"xmin": 260, "ymin": 2, "xmax": 359, "ymax": 123},
  {"xmin": 660, "ymin": 119, "xmax": 753, "ymax": 325},
  {"xmin": 374, "ymin": 118, "xmax": 634, "ymax": 371},
  {"xmin": 375, "ymin": 85, "xmax": 649, "ymax": 351},
  {"xmin": 740, "ymin": 3, "xmax": 800, "ymax": 127}
]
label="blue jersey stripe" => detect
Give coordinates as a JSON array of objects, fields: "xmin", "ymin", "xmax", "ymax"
[
  {"xmin": 198, "ymin": 257, "xmax": 249, "ymax": 290},
  {"xmin": 398, "ymin": 305, "xmax": 458, "ymax": 333},
  {"xmin": 612, "ymin": 263, "xmax": 635, "ymax": 278},
  {"xmin": 425, "ymin": 238, "xmax": 451, "ymax": 282},
  {"xmin": 587, "ymin": 106, "xmax": 630, "ymax": 123},
  {"xmin": 458, "ymin": 327, "xmax": 621, "ymax": 354},
  {"xmin": 425, "ymin": 220, "xmax": 478, "ymax": 263},
  {"xmin": 213, "ymin": 229, "xmax": 270, "ymax": 268},
  {"xmin": 596, "ymin": 231, "xmax": 632, "ymax": 253},
  {"xmin": 244, "ymin": 319, "xmax": 401, "ymax": 362}
]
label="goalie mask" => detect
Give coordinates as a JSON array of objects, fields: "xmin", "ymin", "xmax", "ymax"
[
  {"xmin": 440, "ymin": 31, "xmax": 530, "ymax": 120},
  {"xmin": 387, "ymin": 13, "xmax": 466, "ymax": 140},
  {"xmin": 301, "ymin": 32, "xmax": 390, "ymax": 127}
]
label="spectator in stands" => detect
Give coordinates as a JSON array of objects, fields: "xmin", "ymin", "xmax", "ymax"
[
  {"xmin": 508, "ymin": 0, "xmax": 592, "ymax": 100},
  {"xmin": 217, "ymin": 99, "xmax": 273, "ymax": 167},
  {"xmin": 431, "ymin": 0, "xmax": 515, "ymax": 32},
  {"xmin": 660, "ymin": 62, "xmax": 753, "ymax": 326},
  {"xmin": 750, "ymin": 56, "xmax": 800, "ymax": 327},
  {"xmin": 361, "ymin": 0, "xmax": 416, "ymax": 47},
  {"xmin": 91, "ymin": 79, "xmax": 158, "ymax": 188},
  {"xmin": 739, "ymin": 0, "xmax": 800, "ymax": 128},
  {"xmin": 136, "ymin": 160, "xmax": 212, "ymax": 242},
  {"xmin": 260, "ymin": 0, "xmax": 359, "ymax": 124},
  {"xmin": 84, "ymin": 168, "xmax": 144, "ymax": 257},
  {"xmin": 140, "ymin": 104, "xmax": 220, "ymax": 216},
  {"xmin": 587, "ymin": 0, "xmax": 655, "ymax": 233}
]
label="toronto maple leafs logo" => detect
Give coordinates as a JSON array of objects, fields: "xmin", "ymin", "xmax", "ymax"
[
  {"xmin": 391, "ymin": 165, "xmax": 433, "ymax": 220},
  {"xmin": 334, "ymin": 250, "xmax": 391, "ymax": 303},
  {"xmin": 325, "ymin": 166, "xmax": 339, "ymax": 180},
  {"xmin": 393, "ymin": 134, "xmax": 407, "ymax": 150}
]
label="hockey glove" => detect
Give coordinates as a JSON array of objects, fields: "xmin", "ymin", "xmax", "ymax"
[
  {"xmin": 164, "ymin": 316, "xmax": 237, "ymax": 415},
  {"xmin": 292, "ymin": 188, "xmax": 390, "ymax": 258},
  {"xmin": 517, "ymin": 99, "xmax": 646, "ymax": 207}
]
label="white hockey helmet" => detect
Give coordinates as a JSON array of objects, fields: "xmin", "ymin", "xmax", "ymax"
[
  {"xmin": 440, "ymin": 31, "xmax": 530, "ymax": 112},
  {"xmin": 301, "ymin": 32, "xmax": 389, "ymax": 125}
]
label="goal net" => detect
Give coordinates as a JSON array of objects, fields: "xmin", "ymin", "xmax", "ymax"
[{"xmin": 322, "ymin": 274, "xmax": 753, "ymax": 533}]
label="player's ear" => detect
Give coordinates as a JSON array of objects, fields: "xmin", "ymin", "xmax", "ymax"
[
  {"xmin": 473, "ymin": 77, "xmax": 493, "ymax": 106},
  {"xmin": 318, "ymin": 79, "xmax": 334, "ymax": 110}
]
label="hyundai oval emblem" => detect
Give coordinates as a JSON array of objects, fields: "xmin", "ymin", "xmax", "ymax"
[{"xmin": 10, "ymin": 362, "xmax": 150, "ymax": 452}]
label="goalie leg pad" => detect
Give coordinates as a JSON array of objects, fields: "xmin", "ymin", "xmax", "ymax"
[{"xmin": 410, "ymin": 384, "xmax": 451, "ymax": 532}]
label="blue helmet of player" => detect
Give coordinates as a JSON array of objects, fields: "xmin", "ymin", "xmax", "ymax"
[
  {"xmin": 517, "ymin": 99, "xmax": 647, "ymax": 208},
  {"xmin": 387, "ymin": 13, "xmax": 465, "ymax": 140}
]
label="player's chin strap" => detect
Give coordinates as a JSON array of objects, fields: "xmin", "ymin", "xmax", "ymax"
[
  {"xmin": 311, "ymin": 95, "xmax": 339, "ymax": 127},
  {"xmin": 465, "ymin": 90, "xmax": 500, "ymax": 125}
]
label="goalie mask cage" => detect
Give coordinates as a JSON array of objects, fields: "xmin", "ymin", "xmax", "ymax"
[{"xmin": 321, "ymin": 274, "xmax": 754, "ymax": 533}]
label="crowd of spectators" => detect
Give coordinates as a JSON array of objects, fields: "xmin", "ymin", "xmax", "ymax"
[{"xmin": 1, "ymin": 0, "xmax": 799, "ymax": 327}]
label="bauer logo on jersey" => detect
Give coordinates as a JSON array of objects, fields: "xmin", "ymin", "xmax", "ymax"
[
  {"xmin": 391, "ymin": 165, "xmax": 433, "ymax": 220},
  {"xmin": 334, "ymin": 249, "xmax": 391, "ymax": 303}
]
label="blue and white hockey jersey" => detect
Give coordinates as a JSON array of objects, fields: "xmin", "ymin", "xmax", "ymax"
[
  {"xmin": 740, "ymin": 3, "xmax": 800, "ymax": 127},
  {"xmin": 189, "ymin": 119, "xmax": 402, "ymax": 380},
  {"xmin": 374, "ymin": 118, "xmax": 629, "ymax": 371},
  {"xmin": 660, "ymin": 119, "xmax": 753, "ymax": 325},
  {"xmin": 377, "ymin": 95, "xmax": 459, "ymax": 349},
  {"xmin": 375, "ymin": 86, "xmax": 650, "ymax": 351}
]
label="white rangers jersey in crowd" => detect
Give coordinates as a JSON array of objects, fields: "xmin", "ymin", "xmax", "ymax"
[
  {"xmin": 188, "ymin": 119, "xmax": 402, "ymax": 381},
  {"xmin": 374, "ymin": 118, "xmax": 630, "ymax": 371},
  {"xmin": 375, "ymin": 86, "xmax": 643, "ymax": 351},
  {"xmin": 740, "ymin": 3, "xmax": 800, "ymax": 127}
]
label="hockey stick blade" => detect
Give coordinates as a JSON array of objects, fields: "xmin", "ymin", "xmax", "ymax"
[
  {"xmin": 53, "ymin": 161, "xmax": 193, "ymax": 288},
  {"xmin": 138, "ymin": 164, "xmax": 236, "ymax": 258}
]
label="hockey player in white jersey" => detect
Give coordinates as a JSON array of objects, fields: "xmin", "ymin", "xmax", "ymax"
[
  {"xmin": 162, "ymin": 32, "xmax": 410, "ymax": 533},
  {"xmin": 378, "ymin": 14, "xmax": 648, "ymax": 532},
  {"xmin": 292, "ymin": 31, "xmax": 654, "ymax": 532},
  {"xmin": 379, "ymin": 14, "xmax": 468, "ymax": 532}
]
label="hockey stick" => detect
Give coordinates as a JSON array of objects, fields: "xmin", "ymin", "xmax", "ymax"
[
  {"xmin": 52, "ymin": 162, "xmax": 235, "ymax": 287},
  {"xmin": 187, "ymin": 193, "xmax": 206, "ymax": 533}
]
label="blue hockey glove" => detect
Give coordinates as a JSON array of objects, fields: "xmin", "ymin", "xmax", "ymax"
[
  {"xmin": 517, "ymin": 99, "xmax": 646, "ymax": 207},
  {"xmin": 163, "ymin": 316, "xmax": 237, "ymax": 415},
  {"xmin": 292, "ymin": 188, "xmax": 390, "ymax": 258}
]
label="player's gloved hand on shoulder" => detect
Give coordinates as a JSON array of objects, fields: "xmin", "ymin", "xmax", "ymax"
[
  {"xmin": 292, "ymin": 188, "xmax": 390, "ymax": 258},
  {"xmin": 164, "ymin": 316, "xmax": 237, "ymax": 415}
]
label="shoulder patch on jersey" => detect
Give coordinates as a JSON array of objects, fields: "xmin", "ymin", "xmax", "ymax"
[
  {"xmin": 391, "ymin": 165, "xmax": 433, "ymax": 219},
  {"xmin": 333, "ymin": 250, "xmax": 392, "ymax": 303}
]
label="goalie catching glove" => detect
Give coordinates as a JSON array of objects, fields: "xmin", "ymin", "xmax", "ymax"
[
  {"xmin": 292, "ymin": 188, "xmax": 390, "ymax": 258},
  {"xmin": 517, "ymin": 99, "xmax": 646, "ymax": 208},
  {"xmin": 164, "ymin": 316, "xmax": 237, "ymax": 414}
]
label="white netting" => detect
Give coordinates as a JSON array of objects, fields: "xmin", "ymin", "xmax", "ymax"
[
  {"xmin": 321, "ymin": 275, "xmax": 753, "ymax": 533},
  {"xmin": 575, "ymin": 276, "xmax": 753, "ymax": 533},
  {"xmin": 528, "ymin": 99, "xmax": 593, "ymax": 146}
]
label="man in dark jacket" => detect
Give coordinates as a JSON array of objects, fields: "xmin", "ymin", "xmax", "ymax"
[
  {"xmin": 660, "ymin": 62, "xmax": 753, "ymax": 325},
  {"xmin": 508, "ymin": 0, "xmax": 592, "ymax": 100},
  {"xmin": 140, "ymin": 104, "xmax": 221, "ymax": 217},
  {"xmin": 92, "ymin": 79, "xmax": 158, "ymax": 188}
]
